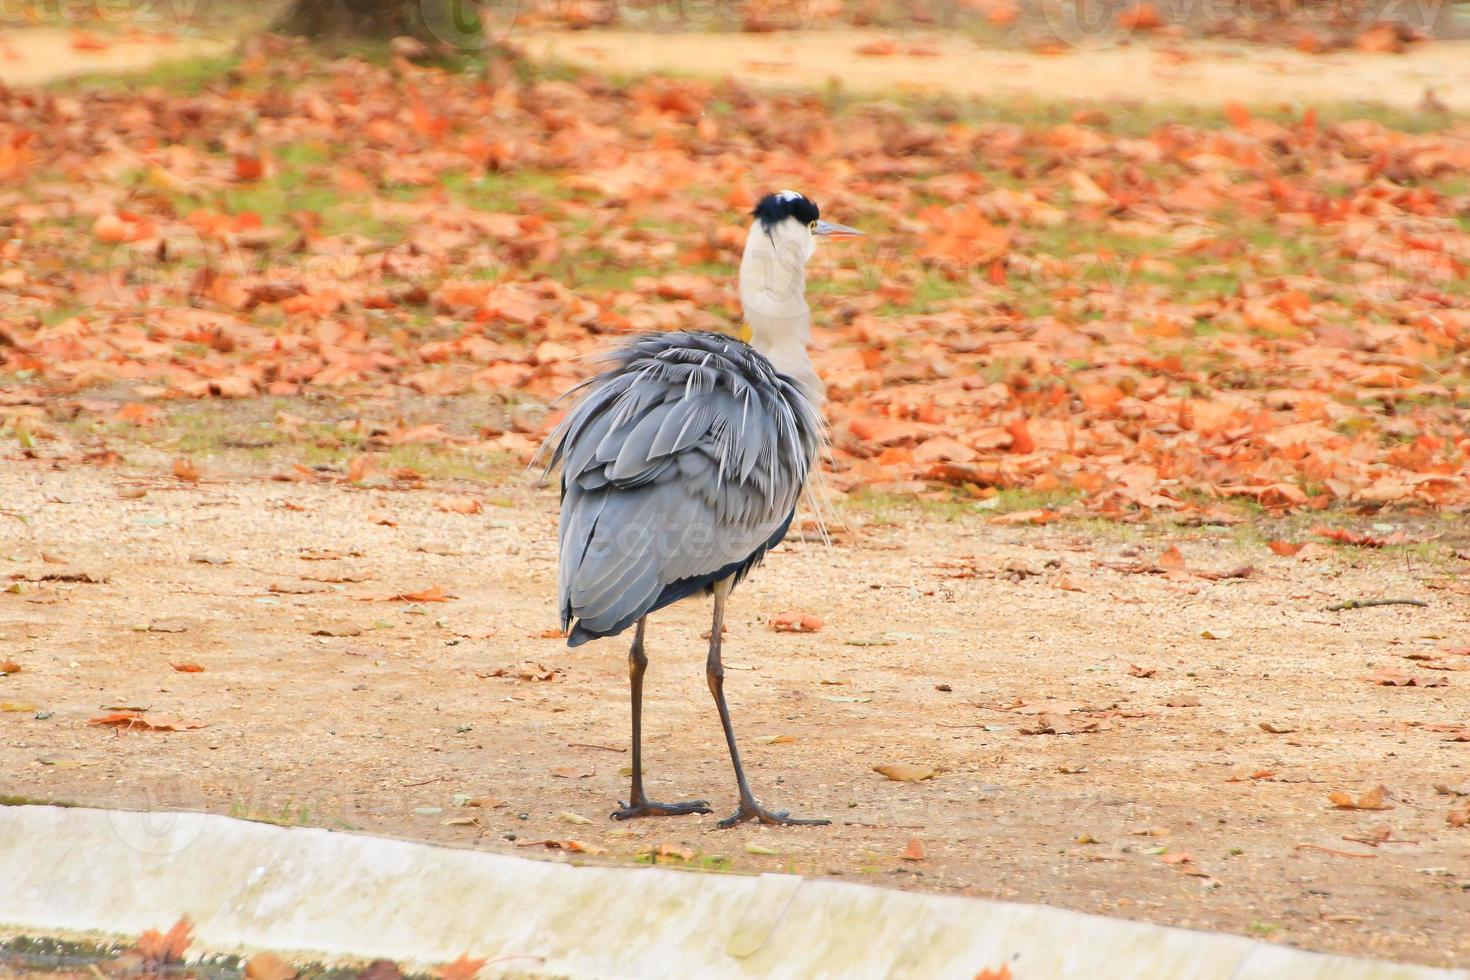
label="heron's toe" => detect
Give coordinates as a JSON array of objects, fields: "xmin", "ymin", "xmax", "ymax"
[
  {"xmin": 611, "ymin": 799, "xmax": 711, "ymax": 820},
  {"xmin": 717, "ymin": 801, "xmax": 830, "ymax": 828}
]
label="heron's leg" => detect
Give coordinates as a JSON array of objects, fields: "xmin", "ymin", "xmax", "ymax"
[
  {"xmin": 707, "ymin": 579, "xmax": 830, "ymax": 829},
  {"xmin": 611, "ymin": 617, "xmax": 711, "ymax": 821}
]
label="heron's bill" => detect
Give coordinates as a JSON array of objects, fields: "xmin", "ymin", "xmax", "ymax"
[{"xmin": 814, "ymin": 220, "xmax": 863, "ymax": 239}]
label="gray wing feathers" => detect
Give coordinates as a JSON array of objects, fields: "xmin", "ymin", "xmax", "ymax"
[
  {"xmin": 543, "ymin": 332, "xmax": 822, "ymax": 639},
  {"xmin": 564, "ymin": 488, "xmax": 663, "ymax": 625}
]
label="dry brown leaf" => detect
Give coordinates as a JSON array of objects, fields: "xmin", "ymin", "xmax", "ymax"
[
  {"xmin": 435, "ymin": 497, "xmax": 483, "ymax": 515},
  {"xmin": 171, "ymin": 458, "xmax": 200, "ymax": 482},
  {"xmin": 770, "ymin": 612, "xmax": 823, "ymax": 633},
  {"xmin": 873, "ymin": 763, "xmax": 937, "ymax": 782},
  {"xmin": 988, "ymin": 509, "xmax": 1061, "ymax": 526},
  {"xmin": 1157, "ymin": 546, "xmax": 1187, "ymax": 571},
  {"xmin": 900, "ymin": 836, "xmax": 926, "ymax": 861},
  {"xmin": 377, "ymin": 585, "xmax": 456, "ymax": 603},
  {"xmin": 1117, "ymin": 1, "xmax": 1164, "ymax": 29},
  {"xmin": 0, "ymin": 660, "xmax": 20, "ymax": 674},
  {"xmin": 87, "ymin": 711, "xmax": 207, "ymax": 732},
  {"xmin": 347, "ymin": 455, "xmax": 375, "ymax": 483},
  {"xmin": 1313, "ymin": 526, "xmax": 1385, "ymax": 548},
  {"xmin": 357, "ymin": 961, "xmax": 405, "ymax": 980},
  {"xmin": 170, "ymin": 662, "xmax": 205, "ymax": 673},
  {"xmin": 1328, "ymin": 786, "xmax": 1393, "ymax": 811},
  {"xmin": 479, "ymin": 662, "xmax": 561, "ymax": 681},
  {"xmin": 1363, "ymin": 668, "xmax": 1447, "ymax": 688},
  {"xmin": 1296, "ymin": 843, "xmax": 1377, "ymax": 859},
  {"xmin": 312, "ymin": 623, "xmax": 363, "ymax": 637},
  {"xmin": 145, "ymin": 619, "xmax": 190, "ymax": 634},
  {"xmin": 517, "ymin": 839, "xmax": 608, "ymax": 855},
  {"xmin": 1021, "ymin": 713, "xmax": 1108, "ymax": 735},
  {"xmin": 245, "ymin": 952, "xmax": 298, "ymax": 980},
  {"xmin": 434, "ymin": 953, "xmax": 488, "ymax": 980},
  {"xmin": 131, "ymin": 917, "xmax": 192, "ymax": 965}
]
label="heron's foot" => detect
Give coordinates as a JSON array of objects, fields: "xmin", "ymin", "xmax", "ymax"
[
  {"xmin": 610, "ymin": 798, "xmax": 711, "ymax": 820},
  {"xmin": 717, "ymin": 800, "xmax": 830, "ymax": 829}
]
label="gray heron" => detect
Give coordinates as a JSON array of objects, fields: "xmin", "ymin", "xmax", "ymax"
[{"xmin": 541, "ymin": 190, "xmax": 861, "ymax": 828}]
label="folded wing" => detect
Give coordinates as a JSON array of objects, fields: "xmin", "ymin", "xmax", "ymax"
[{"xmin": 543, "ymin": 332, "xmax": 822, "ymax": 647}]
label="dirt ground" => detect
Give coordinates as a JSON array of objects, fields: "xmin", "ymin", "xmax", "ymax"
[
  {"xmin": 2, "ymin": 13, "xmax": 1469, "ymax": 973},
  {"xmin": 520, "ymin": 29, "xmax": 1470, "ymax": 111},
  {"xmin": 0, "ymin": 30, "xmax": 226, "ymax": 86},
  {"xmin": 2, "ymin": 445, "xmax": 1468, "ymax": 968},
  {"xmin": 4, "ymin": 25, "xmax": 1470, "ymax": 113}
]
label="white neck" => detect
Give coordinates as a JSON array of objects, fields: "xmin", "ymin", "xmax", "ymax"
[{"xmin": 739, "ymin": 218, "xmax": 824, "ymax": 404}]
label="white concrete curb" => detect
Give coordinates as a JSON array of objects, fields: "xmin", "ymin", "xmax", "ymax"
[{"xmin": 0, "ymin": 805, "xmax": 1462, "ymax": 979}]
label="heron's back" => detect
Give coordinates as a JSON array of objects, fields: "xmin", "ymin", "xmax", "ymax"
[{"xmin": 543, "ymin": 332, "xmax": 822, "ymax": 647}]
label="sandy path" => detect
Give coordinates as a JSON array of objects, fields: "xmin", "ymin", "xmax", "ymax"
[
  {"xmin": 0, "ymin": 28, "xmax": 226, "ymax": 86},
  {"xmin": 4, "ymin": 23, "xmax": 1465, "ymax": 113},
  {"xmin": 522, "ymin": 29, "xmax": 1470, "ymax": 109},
  {"xmin": 1, "ymin": 462, "xmax": 1468, "ymax": 966}
]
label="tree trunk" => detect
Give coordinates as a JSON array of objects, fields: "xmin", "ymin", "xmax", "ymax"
[{"xmin": 273, "ymin": 0, "xmax": 487, "ymax": 47}]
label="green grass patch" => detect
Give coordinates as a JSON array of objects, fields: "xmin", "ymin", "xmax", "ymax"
[
  {"xmin": 51, "ymin": 50, "xmax": 243, "ymax": 96},
  {"xmin": 0, "ymin": 794, "xmax": 80, "ymax": 807},
  {"xmin": 870, "ymin": 91, "xmax": 1470, "ymax": 138},
  {"xmin": 1, "ymin": 934, "xmax": 424, "ymax": 979}
]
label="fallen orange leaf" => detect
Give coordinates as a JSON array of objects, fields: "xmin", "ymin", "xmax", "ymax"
[
  {"xmin": 347, "ymin": 455, "xmax": 375, "ymax": 483},
  {"xmin": 434, "ymin": 953, "xmax": 488, "ymax": 980},
  {"xmin": 244, "ymin": 952, "xmax": 298, "ymax": 980},
  {"xmin": 770, "ymin": 612, "xmax": 823, "ymax": 633},
  {"xmin": 436, "ymin": 497, "xmax": 483, "ymax": 515},
  {"xmin": 1328, "ymin": 786, "xmax": 1393, "ymax": 811},
  {"xmin": 88, "ymin": 711, "xmax": 207, "ymax": 732},
  {"xmin": 377, "ymin": 585, "xmax": 456, "ymax": 603},
  {"xmin": 131, "ymin": 917, "xmax": 192, "ymax": 965}
]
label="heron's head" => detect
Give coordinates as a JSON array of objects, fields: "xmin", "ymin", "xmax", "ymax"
[
  {"xmin": 739, "ymin": 190, "xmax": 861, "ymax": 347},
  {"xmin": 748, "ymin": 190, "xmax": 863, "ymax": 265}
]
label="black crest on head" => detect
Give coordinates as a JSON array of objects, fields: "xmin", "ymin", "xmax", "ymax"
[{"xmin": 753, "ymin": 191, "xmax": 820, "ymax": 231}]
